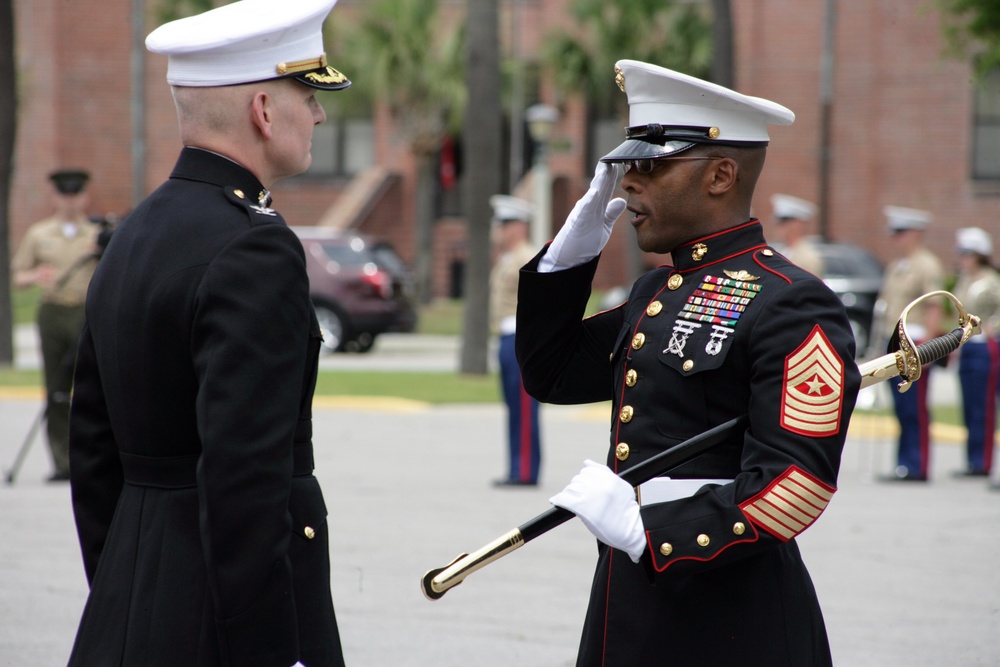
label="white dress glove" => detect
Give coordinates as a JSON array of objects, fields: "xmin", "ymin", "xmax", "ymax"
[
  {"xmin": 550, "ymin": 460, "xmax": 646, "ymax": 562},
  {"xmin": 537, "ymin": 162, "xmax": 627, "ymax": 272}
]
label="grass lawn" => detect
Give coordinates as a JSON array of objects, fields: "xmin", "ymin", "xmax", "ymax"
[{"xmin": 0, "ymin": 294, "xmax": 965, "ymax": 420}]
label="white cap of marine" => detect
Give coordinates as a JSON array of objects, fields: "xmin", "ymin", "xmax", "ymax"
[
  {"xmin": 146, "ymin": 0, "xmax": 350, "ymax": 91},
  {"xmin": 601, "ymin": 59, "xmax": 795, "ymax": 162},
  {"xmin": 883, "ymin": 205, "xmax": 932, "ymax": 232},
  {"xmin": 489, "ymin": 195, "xmax": 535, "ymax": 223},
  {"xmin": 956, "ymin": 227, "xmax": 993, "ymax": 257},
  {"xmin": 771, "ymin": 194, "xmax": 817, "ymax": 222}
]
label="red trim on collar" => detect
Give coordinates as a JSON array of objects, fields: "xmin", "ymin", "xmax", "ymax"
[{"xmin": 680, "ymin": 219, "xmax": 759, "ymax": 247}]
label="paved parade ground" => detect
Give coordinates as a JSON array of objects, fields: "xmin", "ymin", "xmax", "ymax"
[{"xmin": 2, "ymin": 334, "xmax": 999, "ymax": 666}]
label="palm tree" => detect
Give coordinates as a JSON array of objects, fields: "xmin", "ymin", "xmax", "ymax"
[
  {"xmin": 341, "ymin": 0, "xmax": 466, "ymax": 307},
  {"xmin": 712, "ymin": 0, "xmax": 734, "ymax": 88},
  {"xmin": 458, "ymin": 0, "xmax": 503, "ymax": 375},
  {"xmin": 544, "ymin": 0, "xmax": 713, "ymax": 121}
]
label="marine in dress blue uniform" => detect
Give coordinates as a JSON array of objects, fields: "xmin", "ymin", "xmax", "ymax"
[
  {"xmin": 953, "ymin": 227, "xmax": 1000, "ymax": 477},
  {"xmin": 516, "ymin": 61, "xmax": 861, "ymax": 666},
  {"xmin": 490, "ymin": 195, "xmax": 542, "ymax": 486},
  {"xmin": 876, "ymin": 206, "xmax": 944, "ymax": 482},
  {"xmin": 67, "ymin": 2, "xmax": 350, "ymax": 665}
]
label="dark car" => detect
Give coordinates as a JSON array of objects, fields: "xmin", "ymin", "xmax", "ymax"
[
  {"xmin": 812, "ymin": 241, "xmax": 884, "ymax": 356},
  {"xmin": 292, "ymin": 227, "xmax": 417, "ymax": 354}
]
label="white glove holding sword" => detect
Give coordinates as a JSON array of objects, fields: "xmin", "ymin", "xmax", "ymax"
[
  {"xmin": 537, "ymin": 162, "xmax": 627, "ymax": 273},
  {"xmin": 550, "ymin": 460, "xmax": 647, "ymax": 563}
]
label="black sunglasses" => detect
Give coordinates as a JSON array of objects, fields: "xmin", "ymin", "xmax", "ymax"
[{"xmin": 622, "ymin": 156, "xmax": 723, "ymax": 174}]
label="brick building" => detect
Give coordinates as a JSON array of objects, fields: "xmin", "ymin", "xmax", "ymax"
[{"xmin": 10, "ymin": 0, "xmax": 1000, "ymax": 297}]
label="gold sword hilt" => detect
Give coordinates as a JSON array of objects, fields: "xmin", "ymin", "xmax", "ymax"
[{"xmin": 859, "ymin": 290, "xmax": 981, "ymax": 392}]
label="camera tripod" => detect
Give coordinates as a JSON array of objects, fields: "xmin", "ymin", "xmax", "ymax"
[{"xmin": 4, "ymin": 404, "xmax": 47, "ymax": 484}]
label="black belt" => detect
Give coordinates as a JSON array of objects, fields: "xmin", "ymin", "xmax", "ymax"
[{"xmin": 121, "ymin": 444, "xmax": 315, "ymax": 489}]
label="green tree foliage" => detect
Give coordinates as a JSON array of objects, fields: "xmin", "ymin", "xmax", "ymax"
[
  {"xmin": 937, "ymin": 0, "xmax": 1000, "ymax": 76},
  {"xmin": 340, "ymin": 0, "xmax": 465, "ymax": 149},
  {"xmin": 337, "ymin": 0, "xmax": 467, "ymax": 305},
  {"xmin": 544, "ymin": 0, "xmax": 712, "ymax": 118}
]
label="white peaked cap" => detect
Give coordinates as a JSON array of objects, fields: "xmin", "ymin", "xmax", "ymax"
[
  {"xmin": 956, "ymin": 227, "xmax": 993, "ymax": 256},
  {"xmin": 146, "ymin": 0, "xmax": 349, "ymax": 90},
  {"xmin": 489, "ymin": 195, "xmax": 534, "ymax": 223},
  {"xmin": 883, "ymin": 205, "xmax": 932, "ymax": 232},
  {"xmin": 771, "ymin": 194, "xmax": 817, "ymax": 221},
  {"xmin": 602, "ymin": 59, "xmax": 795, "ymax": 162}
]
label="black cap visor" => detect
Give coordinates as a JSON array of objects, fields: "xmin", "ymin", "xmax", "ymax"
[
  {"xmin": 600, "ymin": 138, "xmax": 696, "ymax": 163},
  {"xmin": 294, "ymin": 65, "xmax": 351, "ymax": 91}
]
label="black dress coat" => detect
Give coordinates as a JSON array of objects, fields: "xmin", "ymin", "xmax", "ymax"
[
  {"xmin": 516, "ymin": 220, "xmax": 861, "ymax": 667},
  {"xmin": 68, "ymin": 148, "xmax": 344, "ymax": 667}
]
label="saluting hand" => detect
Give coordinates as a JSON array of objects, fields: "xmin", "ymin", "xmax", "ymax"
[{"xmin": 538, "ymin": 162, "xmax": 627, "ymax": 272}]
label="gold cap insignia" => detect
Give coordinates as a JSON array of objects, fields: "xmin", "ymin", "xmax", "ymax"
[
  {"xmin": 615, "ymin": 65, "xmax": 625, "ymax": 92},
  {"xmin": 724, "ymin": 269, "xmax": 759, "ymax": 281},
  {"xmin": 708, "ymin": 127, "xmax": 721, "ymax": 139},
  {"xmin": 303, "ymin": 66, "xmax": 349, "ymax": 86}
]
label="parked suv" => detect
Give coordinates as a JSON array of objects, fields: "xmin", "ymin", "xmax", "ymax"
[{"xmin": 292, "ymin": 227, "xmax": 417, "ymax": 353}]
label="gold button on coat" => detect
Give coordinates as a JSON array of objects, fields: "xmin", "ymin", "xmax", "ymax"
[
  {"xmin": 646, "ymin": 301, "xmax": 663, "ymax": 317},
  {"xmin": 659, "ymin": 543, "xmax": 673, "ymax": 556},
  {"xmin": 697, "ymin": 534, "xmax": 710, "ymax": 547},
  {"xmin": 631, "ymin": 333, "xmax": 645, "ymax": 350},
  {"xmin": 733, "ymin": 522, "xmax": 746, "ymax": 536},
  {"xmin": 233, "ymin": 189, "xmax": 245, "ymax": 199},
  {"xmin": 762, "ymin": 248, "xmax": 774, "ymax": 256},
  {"xmin": 667, "ymin": 274, "xmax": 683, "ymax": 290},
  {"xmin": 304, "ymin": 526, "xmax": 316, "ymax": 540},
  {"xmin": 619, "ymin": 405, "xmax": 634, "ymax": 423},
  {"xmin": 625, "ymin": 369, "xmax": 638, "ymax": 387},
  {"xmin": 615, "ymin": 442, "xmax": 630, "ymax": 461},
  {"xmin": 682, "ymin": 360, "xmax": 694, "ymax": 372}
]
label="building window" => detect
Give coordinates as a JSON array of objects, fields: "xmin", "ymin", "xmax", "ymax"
[
  {"xmin": 304, "ymin": 118, "xmax": 375, "ymax": 178},
  {"xmin": 973, "ymin": 68, "xmax": 1000, "ymax": 180}
]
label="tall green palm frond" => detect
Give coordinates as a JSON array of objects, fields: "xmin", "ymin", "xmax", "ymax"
[
  {"xmin": 338, "ymin": 0, "xmax": 466, "ymax": 150},
  {"xmin": 544, "ymin": 0, "xmax": 712, "ymax": 118}
]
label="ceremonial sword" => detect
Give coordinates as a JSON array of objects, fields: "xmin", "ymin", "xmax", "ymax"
[{"xmin": 421, "ymin": 291, "xmax": 981, "ymax": 601}]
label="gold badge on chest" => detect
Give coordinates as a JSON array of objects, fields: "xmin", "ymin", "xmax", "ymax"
[{"xmin": 724, "ymin": 269, "xmax": 759, "ymax": 282}]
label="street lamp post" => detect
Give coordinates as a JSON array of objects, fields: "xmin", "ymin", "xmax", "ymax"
[{"xmin": 525, "ymin": 104, "xmax": 559, "ymax": 249}]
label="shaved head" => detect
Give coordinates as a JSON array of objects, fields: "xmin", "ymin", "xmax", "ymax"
[
  {"xmin": 172, "ymin": 84, "xmax": 257, "ymax": 143},
  {"xmin": 684, "ymin": 143, "xmax": 766, "ymax": 217}
]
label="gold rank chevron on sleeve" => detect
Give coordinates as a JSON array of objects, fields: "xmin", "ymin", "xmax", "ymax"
[
  {"xmin": 739, "ymin": 466, "xmax": 835, "ymax": 541},
  {"xmin": 780, "ymin": 325, "xmax": 845, "ymax": 436}
]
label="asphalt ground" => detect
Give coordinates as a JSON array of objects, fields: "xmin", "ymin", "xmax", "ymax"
[{"xmin": 2, "ymin": 332, "xmax": 999, "ymax": 666}]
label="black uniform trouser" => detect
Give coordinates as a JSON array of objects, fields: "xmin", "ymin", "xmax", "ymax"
[{"xmin": 37, "ymin": 302, "xmax": 85, "ymax": 474}]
